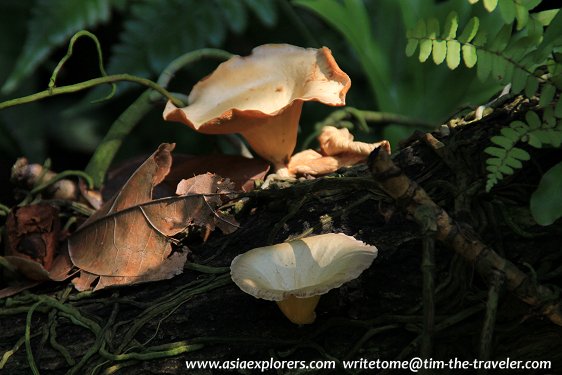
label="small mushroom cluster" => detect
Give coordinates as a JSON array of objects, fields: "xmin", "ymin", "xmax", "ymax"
[
  {"xmin": 230, "ymin": 233, "xmax": 377, "ymax": 325},
  {"xmin": 163, "ymin": 43, "xmax": 389, "ymax": 178}
]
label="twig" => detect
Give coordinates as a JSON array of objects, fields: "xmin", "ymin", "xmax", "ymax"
[
  {"xmin": 0, "ymin": 74, "xmax": 184, "ymax": 111},
  {"xmin": 478, "ymin": 270, "xmax": 505, "ymax": 369},
  {"xmin": 368, "ymin": 148, "xmax": 562, "ymax": 326}
]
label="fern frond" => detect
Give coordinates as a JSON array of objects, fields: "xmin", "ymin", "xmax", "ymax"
[
  {"xmin": 485, "ymin": 110, "xmax": 562, "ymax": 191},
  {"xmin": 406, "ymin": 10, "xmax": 562, "ymax": 103},
  {"xmin": 467, "ymin": 0, "xmax": 541, "ymax": 29}
]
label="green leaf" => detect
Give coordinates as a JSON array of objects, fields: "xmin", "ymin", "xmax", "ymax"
[
  {"xmin": 243, "ymin": 0, "xmax": 277, "ymax": 27},
  {"xmin": 525, "ymin": 111, "xmax": 541, "ymax": 130},
  {"xmin": 504, "ymin": 157, "xmax": 523, "ymax": 169},
  {"xmin": 524, "ymin": 76, "xmax": 539, "ymax": 98},
  {"xmin": 498, "ymin": 0, "xmax": 516, "ymax": 24},
  {"xmin": 486, "ymin": 158, "xmax": 503, "ymax": 166},
  {"xmin": 510, "ymin": 120, "xmax": 529, "ymax": 134},
  {"xmin": 514, "ymin": 3, "xmax": 529, "ymax": 30},
  {"xmin": 521, "ymin": 0, "xmax": 542, "ymax": 10},
  {"xmin": 468, "ymin": 0, "xmax": 480, "ymax": 4},
  {"xmin": 477, "ymin": 50, "xmax": 492, "ymax": 81},
  {"xmin": 539, "ymin": 84, "xmax": 556, "ymax": 108},
  {"xmin": 216, "ymin": 0, "xmax": 247, "ymax": 33},
  {"xmin": 484, "ymin": 146, "xmax": 507, "ymax": 158},
  {"xmin": 499, "ymin": 164, "xmax": 514, "ymax": 175},
  {"xmin": 462, "ymin": 44, "xmax": 478, "ymax": 68},
  {"xmin": 442, "ymin": 11, "xmax": 459, "ymax": 39},
  {"xmin": 433, "ymin": 40, "xmax": 447, "ymax": 65},
  {"xmin": 1, "ymin": 0, "xmax": 122, "ymax": 94},
  {"xmin": 500, "ymin": 127, "xmax": 520, "ymax": 140},
  {"xmin": 555, "ymin": 98, "xmax": 562, "ymax": 118},
  {"xmin": 446, "ymin": 40, "xmax": 461, "ymax": 69},
  {"xmin": 405, "ymin": 39, "xmax": 419, "ymax": 57},
  {"xmin": 458, "ymin": 17, "xmax": 480, "ymax": 44},
  {"xmin": 413, "ymin": 19, "xmax": 426, "ymax": 38},
  {"xmin": 492, "ymin": 55, "xmax": 507, "ymax": 81},
  {"xmin": 526, "ymin": 133, "xmax": 542, "ymax": 148},
  {"xmin": 483, "ymin": 0, "xmax": 498, "ymax": 12},
  {"xmin": 510, "ymin": 147, "xmax": 531, "ymax": 160},
  {"xmin": 533, "ymin": 9, "xmax": 560, "ymax": 27},
  {"xmin": 530, "ymin": 161, "xmax": 562, "ymax": 225},
  {"xmin": 511, "ymin": 68, "xmax": 528, "ymax": 94},
  {"xmin": 489, "ymin": 24, "xmax": 512, "ymax": 52},
  {"xmin": 491, "ymin": 135, "xmax": 515, "ymax": 148},
  {"xmin": 419, "ymin": 39, "xmax": 433, "ymax": 63}
]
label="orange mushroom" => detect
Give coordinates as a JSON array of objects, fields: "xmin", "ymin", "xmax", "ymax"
[
  {"xmin": 163, "ymin": 44, "xmax": 351, "ymax": 173},
  {"xmin": 287, "ymin": 126, "xmax": 391, "ymax": 176}
]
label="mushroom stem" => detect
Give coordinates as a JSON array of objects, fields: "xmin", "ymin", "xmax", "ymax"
[
  {"xmin": 276, "ymin": 294, "xmax": 321, "ymax": 325},
  {"xmin": 239, "ymin": 101, "xmax": 303, "ymax": 171}
]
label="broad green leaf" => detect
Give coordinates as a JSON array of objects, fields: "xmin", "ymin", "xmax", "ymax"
[
  {"xmin": 405, "ymin": 39, "xmax": 419, "ymax": 57},
  {"xmin": 510, "ymin": 147, "xmax": 531, "ymax": 160},
  {"xmin": 477, "ymin": 50, "xmax": 492, "ymax": 81},
  {"xmin": 498, "ymin": 0, "xmax": 516, "ymax": 24},
  {"xmin": 458, "ymin": 17, "xmax": 479, "ymax": 44},
  {"xmin": 500, "ymin": 127, "xmax": 520, "ymax": 140},
  {"xmin": 491, "ymin": 135, "xmax": 515, "ymax": 148},
  {"xmin": 530, "ymin": 161, "xmax": 562, "ymax": 225},
  {"xmin": 511, "ymin": 68, "xmax": 528, "ymax": 93},
  {"xmin": 243, "ymin": 0, "xmax": 277, "ymax": 27},
  {"xmin": 524, "ymin": 76, "xmax": 539, "ymax": 98},
  {"xmin": 462, "ymin": 44, "xmax": 478, "ymax": 68},
  {"xmin": 1, "ymin": 0, "xmax": 122, "ymax": 94},
  {"xmin": 525, "ymin": 111, "xmax": 542, "ymax": 129},
  {"xmin": 217, "ymin": 0, "xmax": 247, "ymax": 33},
  {"xmin": 442, "ymin": 11, "xmax": 458, "ymax": 39},
  {"xmin": 539, "ymin": 84, "xmax": 556, "ymax": 108},
  {"xmin": 432, "ymin": 40, "xmax": 447, "ymax": 65},
  {"xmin": 483, "ymin": 0, "xmax": 498, "ymax": 12},
  {"xmin": 484, "ymin": 146, "xmax": 506, "ymax": 158},
  {"xmin": 446, "ymin": 40, "xmax": 461, "ymax": 69},
  {"xmin": 468, "ymin": 0, "xmax": 479, "ymax": 4},
  {"xmin": 514, "ymin": 4, "xmax": 529, "ymax": 30}
]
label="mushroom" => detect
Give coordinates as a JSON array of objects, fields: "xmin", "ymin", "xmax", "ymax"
[
  {"xmin": 287, "ymin": 126, "xmax": 391, "ymax": 175},
  {"xmin": 230, "ymin": 233, "xmax": 377, "ymax": 325},
  {"xmin": 163, "ymin": 44, "xmax": 351, "ymax": 174}
]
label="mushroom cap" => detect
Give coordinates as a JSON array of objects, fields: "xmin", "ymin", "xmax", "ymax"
[
  {"xmin": 230, "ymin": 233, "xmax": 377, "ymax": 301},
  {"xmin": 163, "ymin": 44, "xmax": 351, "ymax": 135}
]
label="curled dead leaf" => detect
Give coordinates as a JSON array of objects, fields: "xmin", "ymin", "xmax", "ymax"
[{"xmin": 67, "ymin": 143, "xmax": 238, "ymax": 291}]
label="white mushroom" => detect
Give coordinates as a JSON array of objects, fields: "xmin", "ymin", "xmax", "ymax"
[{"xmin": 230, "ymin": 233, "xmax": 377, "ymax": 324}]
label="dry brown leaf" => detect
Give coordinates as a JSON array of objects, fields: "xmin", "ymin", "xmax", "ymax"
[
  {"xmin": 3, "ymin": 203, "xmax": 67, "ymax": 286},
  {"xmin": 67, "ymin": 143, "xmax": 238, "ymax": 291},
  {"xmin": 103, "ymin": 154, "xmax": 269, "ymax": 201}
]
